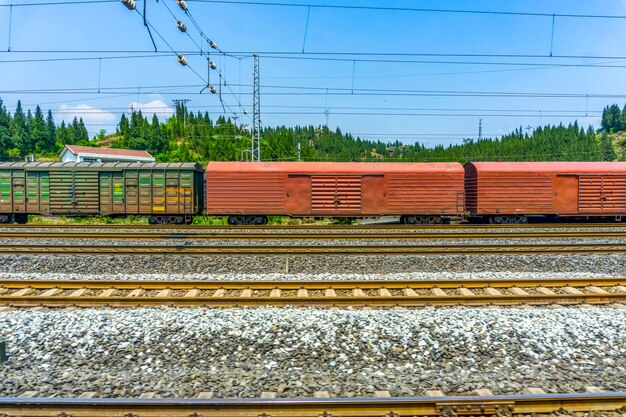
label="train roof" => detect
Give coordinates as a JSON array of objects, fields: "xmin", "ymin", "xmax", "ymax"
[
  {"xmin": 0, "ymin": 162, "xmax": 203, "ymax": 171},
  {"xmin": 206, "ymin": 161, "xmax": 464, "ymax": 174},
  {"xmin": 466, "ymin": 161, "xmax": 626, "ymax": 174}
]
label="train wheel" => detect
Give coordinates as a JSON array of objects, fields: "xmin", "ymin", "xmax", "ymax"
[
  {"xmin": 401, "ymin": 215, "xmax": 443, "ymax": 225},
  {"xmin": 13, "ymin": 214, "xmax": 28, "ymax": 224},
  {"xmin": 227, "ymin": 215, "xmax": 268, "ymax": 225},
  {"xmin": 149, "ymin": 216, "xmax": 185, "ymax": 225},
  {"xmin": 489, "ymin": 215, "xmax": 528, "ymax": 224},
  {"xmin": 0, "ymin": 214, "xmax": 14, "ymax": 224}
]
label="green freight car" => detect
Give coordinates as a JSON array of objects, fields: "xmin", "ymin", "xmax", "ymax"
[{"xmin": 0, "ymin": 162, "xmax": 204, "ymax": 224}]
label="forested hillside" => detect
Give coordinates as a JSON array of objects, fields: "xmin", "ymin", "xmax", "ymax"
[{"xmin": 0, "ymin": 97, "xmax": 622, "ymax": 163}]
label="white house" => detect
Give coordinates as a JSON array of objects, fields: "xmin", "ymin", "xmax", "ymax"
[{"xmin": 60, "ymin": 145, "xmax": 155, "ymax": 163}]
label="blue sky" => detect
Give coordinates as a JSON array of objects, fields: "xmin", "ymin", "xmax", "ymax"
[{"xmin": 2, "ymin": 0, "xmax": 626, "ymax": 147}]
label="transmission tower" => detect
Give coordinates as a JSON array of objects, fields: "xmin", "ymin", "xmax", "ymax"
[
  {"xmin": 478, "ymin": 118, "xmax": 482, "ymax": 140},
  {"xmin": 251, "ymin": 54, "xmax": 261, "ymax": 162}
]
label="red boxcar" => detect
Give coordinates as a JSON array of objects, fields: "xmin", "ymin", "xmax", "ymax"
[
  {"xmin": 206, "ymin": 161, "xmax": 465, "ymax": 224},
  {"xmin": 465, "ymin": 161, "xmax": 626, "ymax": 223}
]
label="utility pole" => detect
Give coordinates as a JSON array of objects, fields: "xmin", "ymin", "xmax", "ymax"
[
  {"xmin": 478, "ymin": 118, "xmax": 482, "ymax": 141},
  {"xmin": 172, "ymin": 99, "xmax": 191, "ymax": 132},
  {"xmin": 297, "ymin": 142, "xmax": 301, "ymax": 161},
  {"xmin": 251, "ymin": 53, "xmax": 261, "ymax": 162}
]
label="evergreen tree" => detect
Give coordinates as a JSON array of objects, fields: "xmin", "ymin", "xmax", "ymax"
[
  {"xmin": 30, "ymin": 105, "xmax": 47, "ymax": 154},
  {"xmin": 11, "ymin": 101, "xmax": 28, "ymax": 156},
  {"xmin": 0, "ymin": 98, "xmax": 12, "ymax": 160},
  {"xmin": 44, "ymin": 110, "xmax": 57, "ymax": 153}
]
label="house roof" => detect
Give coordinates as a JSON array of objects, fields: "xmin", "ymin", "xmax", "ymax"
[{"xmin": 62, "ymin": 145, "xmax": 154, "ymax": 160}]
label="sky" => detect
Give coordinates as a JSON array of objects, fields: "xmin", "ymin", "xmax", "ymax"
[{"xmin": 2, "ymin": 0, "xmax": 626, "ymax": 147}]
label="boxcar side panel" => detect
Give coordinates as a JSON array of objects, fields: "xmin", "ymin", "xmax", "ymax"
[
  {"xmin": 0, "ymin": 169, "xmax": 13, "ymax": 214},
  {"xmin": 284, "ymin": 175, "xmax": 311, "ymax": 215},
  {"xmin": 475, "ymin": 172, "xmax": 553, "ymax": 215},
  {"xmin": 552, "ymin": 175, "xmax": 578, "ymax": 214},
  {"xmin": 361, "ymin": 175, "xmax": 388, "ymax": 215},
  {"xmin": 206, "ymin": 173, "xmax": 287, "ymax": 214},
  {"xmin": 578, "ymin": 175, "xmax": 626, "ymax": 214},
  {"xmin": 386, "ymin": 173, "xmax": 464, "ymax": 215}
]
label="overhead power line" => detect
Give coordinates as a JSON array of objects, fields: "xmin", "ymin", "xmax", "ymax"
[{"xmin": 185, "ymin": 0, "xmax": 626, "ymax": 20}]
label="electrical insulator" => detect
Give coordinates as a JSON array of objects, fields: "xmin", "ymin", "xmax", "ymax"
[
  {"xmin": 177, "ymin": 0, "xmax": 188, "ymax": 11},
  {"xmin": 120, "ymin": 0, "xmax": 135, "ymax": 10},
  {"xmin": 209, "ymin": 86, "xmax": 217, "ymax": 94},
  {"xmin": 209, "ymin": 61, "xmax": 217, "ymax": 70},
  {"xmin": 243, "ymin": 109, "xmax": 248, "ymax": 115},
  {"xmin": 208, "ymin": 40, "xmax": 218, "ymax": 49},
  {"xmin": 177, "ymin": 55, "xmax": 188, "ymax": 66},
  {"xmin": 176, "ymin": 21, "xmax": 187, "ymax": 32}
]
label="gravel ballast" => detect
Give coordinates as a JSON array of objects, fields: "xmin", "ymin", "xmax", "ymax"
[
  {"xmin": 0, "ymin": 271, "xmax": 619, "ymax": 282},
  {"xmin": 0, "ymin": 307, "xmax": 624, "ymax": 398},
  {"xmin": 1, "ymin": 254, "xmax": 626, "ymax": 274}
]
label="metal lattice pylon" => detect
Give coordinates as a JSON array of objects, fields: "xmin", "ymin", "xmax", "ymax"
[{"xmin": 251, "ymin": 53, "xmax": 261, "ymax": 161}]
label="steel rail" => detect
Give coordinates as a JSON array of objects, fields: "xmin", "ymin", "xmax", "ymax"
[
  {"xmin": 1, "ymin": 392, "xmax": 625, "ymax": 417},
  {"xmin": 3, "ymin": 243, "xmax": 626, "ymax": 255},
  {"xmin": 2, "ymin": 222, "xmax": 626, "ymax": 230},
  {"xmin": 1, "ymin": 278, "xmax": 624, "ymax": 308},
  {"xmin": 2, "ymin": 230, "xmax": 626, "ymax": 240}
]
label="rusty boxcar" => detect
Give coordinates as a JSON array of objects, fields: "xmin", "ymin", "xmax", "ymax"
[
  {"xmin": 205, "ymin": 161, "xmax": 465, "ymax": 225},
  {"xmin": 0, "ymin": 162, "xmax": 204, "ymax": 224},
  {"xmin": 465, "ymin": 161, "xmax": 626, "ymax": 223}
]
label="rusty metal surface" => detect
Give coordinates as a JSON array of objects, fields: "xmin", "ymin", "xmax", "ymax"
[{"xmin": 0, "ymin": 392, "xmax": 625, "ymax": 417}]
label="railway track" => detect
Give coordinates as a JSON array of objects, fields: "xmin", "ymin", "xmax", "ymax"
[
  {"xmin": 1, "ymin": 391, "xmax": 625, "ymax": 417},
  {"xmin": 1, "ymin": 277, "xmax": 624, "ymax": 308},
  {"xmin": 2, "ymin": 230, "xmax": 626, "ymax": 240},
  {"xmin": 2, "ymin": 222, "xmax": 626, "ymax": 230},
  {"xmin": 2, "ymin": 242, "xmax": 626, "ymax": 255}
]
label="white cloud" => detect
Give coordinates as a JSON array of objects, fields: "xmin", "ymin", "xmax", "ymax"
[
  {"xmin": 128, "ymin": 99, "xmax": 174, "ymax": 119},
  {"xmin": 57, "ymin": 104, "xmax": 116, "ymax": 125}
]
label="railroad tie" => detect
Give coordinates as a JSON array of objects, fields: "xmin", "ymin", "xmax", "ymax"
[
  {"xmin": 0, "ymin": 287, "xmax": 10, "ymax": 295},
  {"xmin": 269, "ymin": 288, "xmax": 282, "ymax": 298},
  {"xmin": 325, "ymin": 288, "xmax": 337, "ymax": 297},
  {"xmin": 155, "ymin": 288, "xmax": 171, "ymax": 297},
  {"xmin": 38, "ymin": 287, "xmax": 62, "ymax": 297},
  {"xmin": 458, "ymin": 287, "xmax": 475, "ymax": 296},
  {"xmin": 184, "ymin": 288, "xmax": 200, "ymax": 298},
  {"xmin": 536, "ymin": 286, "xmax": 556, "ymax": 295},
  {"xmin": 614, "ymin": 285, "xmax": 626, "ymax": 293},
  {"xmin": 431, "ymin": 287, "xmax": 447, "ymax": 296},
  {"xmin": 375, "ymin": 390, "xmax": 391, "ymax": 398},
  {"xmin": 297, "ymin": 288, "xmax": 309, "ymax": 297},
  {"xmin": 425, "ymin": 390, "xmax": 446, "ymax": 397},
  {"xmin": 139, "ymin": 392, "xmax": 156, "ymax": 399},
  {"xmin": 586, "ymin": 286, "xmax": 609, "ymax": 294},
  {"xmin": 353, "ymin": 287, "xmax": 366, "ymax": 297},
  {"xmin": 261, "ymin": 392, "xmax": 277, "ymax": 399},
  {"xmin": 562, "ymin": 286, "xmax": 583, "ymax": 295},
  {"xmin": 212, "ymin": 288, "xmax": 225, "ymax": 297},
  {"xmin": 18, "ymin": 391, "xmax": 38, "ymax": 398},
  {"xmin": 509, "ymin": 287, "xmax": 529, "ymax": 295},
  {"xmin": 378, "ymin": 287, "xmax": 392, "ymax": 297},
  {"xmin": 78, "ymin": 392, "xmax": 97, "ymax": 398},
  {"xmin": 484, "ymin": 287, "xmax": 502, "ymax": 296},
  {"xmin": 68, "ymin": 288, "xmax": 88, "ymax": 297},
  {"xmin": 523, "ymin": 387, "xmax": 546, "ymax": 395},
  {"xmin": 126, "ymin": 288, "xmax": 145, "ymax": 298},
  {"xmin": 98, "ymin": 288, "xmax": 116, "ymax": 297},
  {"xmin": 473, "ymin": 389, "xmax": 494, "ymax": 396},
  {"xmin": 12, "ymin": 287, "xmax": 35, "ymax": 297},
  {"xmin": 404, "ymin": 287, "xmax": 418, "ymax": 296},
  {"xmin": 314, "ymin": 391, "xmax": 330, "ymax": 398},
  {"xmin": 239, "ymin": 288, "xmax": 253, "ymax": 298},
  {"xmin": 196, "ymin": 392, "xmax": 214, "ymax": 399},
  {"xmin": 585, "ymin": 386, "xmax": 604, "ymax": 393}
]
